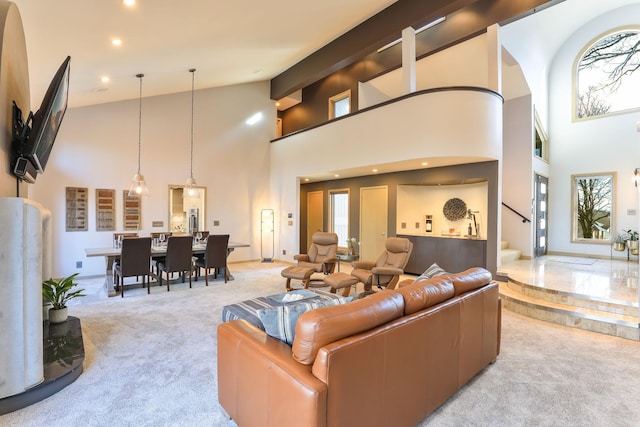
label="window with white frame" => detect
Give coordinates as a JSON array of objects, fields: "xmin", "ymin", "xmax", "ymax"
[
  {"xmin": 575, "ymin": 29, "xmax": 640, "ymax": 120},
  {"xmin": 329, "ymin": 190, "xmax": 349, "ymax": 247},
  {"xmin": 328, "ymin": 90, "xmax": 351, "ymax": 119}
]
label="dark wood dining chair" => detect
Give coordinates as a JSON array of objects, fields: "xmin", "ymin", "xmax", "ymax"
[
  {"xmin": 156, "ymin": 235, "xmax": 193, "ymax": 291},
  {"xmin": 149, "ymin": 232, "xmax": 173, "ymax": 276},
  {"xmin": 114, "ymin": 237, "xmax": 152, "ymax": 297},
  {"xmin": 195, "ymin": 234, "xmax": 230, "ymax": 285},
  {"xmin": 112, "ymin": 232, "xmax": 140, "ymax": 285},
  {"xmin": 192, "ymin": 230, "xmax": 210, "ymax": 242}
]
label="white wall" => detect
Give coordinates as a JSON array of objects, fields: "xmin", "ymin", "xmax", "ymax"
[
  {"xmin": 360, "ymin": 34, "xmax": 489, "ymax": 108},
  {"xmin": 271, "ymin": 89, "xmax": 503, "ymax": 265},
  {"xmin": 502, "ymin": 95, "xmax": 534, "ymax": 257},
  {"xmin": 547, "ymin": 4, "xmax": 640, "ymax": 257},
  {"xmin": 397, "ymin": 182, "xmax": 488, "ymax": 238},
  {"xmin": 30, "ymin": 81, "xmax": 274, "ymax": 278}
]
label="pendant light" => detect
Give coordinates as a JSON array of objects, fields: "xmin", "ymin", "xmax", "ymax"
[
  {"xmin": 128, "ymin": 73, "xmax": 150, "ymax": 196},
  {"xmin": 184, "ymin": 68, "xmax": 200, "ymax": 198}
]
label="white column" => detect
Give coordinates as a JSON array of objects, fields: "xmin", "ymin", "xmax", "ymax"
[
  {"xmin": 0, "ymin": 198, "xmax": 46, "ymax": 399},
  {"xmin": 402, "ymin": 27, "xmax": 416, "ymax": 94},
  {"xmin": 487, "ymin": 24, "xmax": 502, "ymax": 94}
]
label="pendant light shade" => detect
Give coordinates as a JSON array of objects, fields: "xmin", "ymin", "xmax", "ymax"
[
  {"xmin": 128, "ymin": 73, "xmax": 149, "ymax": 196},
  {"xmin": 184, "ymin": 68, "xmax": 200, "ymax": 199}
]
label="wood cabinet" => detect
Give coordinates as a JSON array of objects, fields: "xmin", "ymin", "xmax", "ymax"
[{"xmin": 399, "ymin": 235, "xmax": 486, "ymax": 275}]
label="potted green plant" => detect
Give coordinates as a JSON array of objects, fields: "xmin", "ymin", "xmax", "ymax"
[
  {"xmin": 613, "ymin": 233, "xmax": 626, "ymax": 251},
  {"xmin": 42, "ymin": 273, "xmax": 85, "ymax": 324},
  {"xmin": 624, "ymin": 229, "xmax": 639, "ymax": 255}
]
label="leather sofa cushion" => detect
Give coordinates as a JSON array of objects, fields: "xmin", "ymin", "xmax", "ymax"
[
  {"xmin": 450, "ymin": 267, "xmax": 492, "ymax": 296},
  {"xmin": 395, "ymin": 276, "xmax": 455, "ymax": 315},
  {"xmin": 292, "ymin": 291, "xmax": 404, "ymax": 365}
]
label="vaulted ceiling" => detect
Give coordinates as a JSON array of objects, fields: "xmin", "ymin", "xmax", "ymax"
[{"xmin": 12, "ymin": 0, "xmax": 639, "ymax": 111}]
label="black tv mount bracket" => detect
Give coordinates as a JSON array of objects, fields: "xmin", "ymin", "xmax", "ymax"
[{"xmin": 12, "ymin": 101, "xmax": 33, "ymax": 151}]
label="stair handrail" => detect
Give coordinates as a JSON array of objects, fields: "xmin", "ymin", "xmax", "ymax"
[{"xmin": 502, "ymin": 202, "xmax": 531, "ymax": 223}]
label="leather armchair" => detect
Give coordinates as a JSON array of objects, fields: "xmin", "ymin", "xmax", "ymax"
[
  {"xmin": 294, "ymin": 232, "xmax": 338, "ymax": 274},
  {"xmin": 351, "ymin": 237, "xmax": 413, "ymax": 291}
]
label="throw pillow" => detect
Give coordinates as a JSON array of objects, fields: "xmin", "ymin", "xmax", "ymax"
[
  {"xmin": 413, "ymin": 262, "xmax": 448, "ymax": 283},
  {"xmin": 258, "ymin": 296, "xmax": 352, "ymax": 345}
]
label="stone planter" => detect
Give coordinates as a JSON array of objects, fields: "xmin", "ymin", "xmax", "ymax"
[
  {"xmin": 43, "ymin": 302, "xmax": 53, "ymax": 321},
  {"xmin": 49, "ymin": 307, "xmax": 68, "ymax": 324}
]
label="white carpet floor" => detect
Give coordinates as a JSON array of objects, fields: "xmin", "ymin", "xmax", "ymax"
[{"xmin": 1, "ymin": 261, "xmax": 639, "ymax": 426}]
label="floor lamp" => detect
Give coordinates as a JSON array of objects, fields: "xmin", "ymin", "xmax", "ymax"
[{"xmin": 261, "ymin": 209, "xmax": 274, "ymax": 262}]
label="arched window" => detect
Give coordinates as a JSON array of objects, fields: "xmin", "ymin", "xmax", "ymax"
[{"xmin": 575, "ymin": 29, "xmax": 640, "ymax": 120}]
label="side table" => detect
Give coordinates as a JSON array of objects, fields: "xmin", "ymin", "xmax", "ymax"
[{"xmin": 336, "ymin": 252, "xmax": 359, "ymax": 271}]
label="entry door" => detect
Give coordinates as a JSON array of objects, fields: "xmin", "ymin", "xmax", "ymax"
[
  {"xmin": 360, "ymin": 186, "xmax": 388, "ymax": 261},
  {"xmin": 307, "ymin": 191, "xmax": 324, "ymax": 248},
  {"xmin": 534, "ymin": 174, "xmax": 548, "ymax": 257}
]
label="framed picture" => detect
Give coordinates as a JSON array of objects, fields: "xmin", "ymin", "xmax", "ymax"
[
  {"xmin": 123, "ymin": 190, "xmax": 142, "ymax": 230},
  {"xmin": 66, "ymin": 187, "xmax": 88, "ymax": 231},
  {"xmin": 96, "ymin": 188, "xmax": 116, "ymax": 231}
]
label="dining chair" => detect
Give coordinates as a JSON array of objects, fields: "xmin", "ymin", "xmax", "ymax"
[
  {"xmin": 195, "ymin": 234, "xmax": 229, "ymax": 285},
  {"xmin": 192, "ymin": 230, "xmax": 210, "ymax": 242},
  {"xmin": 150, "ymin": 231, "xmax": 173, "ymax": 241},
  {"xmin": 113, "ymin": 232, "xmax": 138, "ymax": 248},
  {"xmin": 156, "ymin": 235, "xmax": 193, "ymax": 291},
  {"xmin": 112, "ymin": 232, "xmax": 139, "ymax": 284},
  {"xmin": 114, "ymin": 237, "xmax": 152, "ymax": 298},
  {"xmin": 149, "ymin": 232, "xmax": 173, "ymax": 276}
]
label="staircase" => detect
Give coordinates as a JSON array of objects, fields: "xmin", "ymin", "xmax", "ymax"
[
  {"xmin": 498, "ymin": 274, "xmax": 640, "ymax": 341},
  {"xmin": 500, "ymin": 241, "xmax": 521, "ymax": 265}
]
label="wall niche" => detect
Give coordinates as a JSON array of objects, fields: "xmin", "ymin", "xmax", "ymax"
[{"xmin": 397, "ymin": 180, "xmax": 488, "ymax": 238}]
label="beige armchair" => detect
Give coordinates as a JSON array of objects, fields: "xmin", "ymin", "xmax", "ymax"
[
  {"xmin": 350, "ymin": 237, "xmax": 413, "ymax": 292},
  {"xmin": 294, "ymin": 232, "xmax": 339, "ymax": 274}
]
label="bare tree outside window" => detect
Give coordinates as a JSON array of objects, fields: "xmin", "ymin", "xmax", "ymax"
[
  {"xmin": 576, "ymin": 30, "xmax": 640, "ymax": 119},
  {"xmin": 571, "ymin": 173, "xmax": 615, "ymax": 243}
]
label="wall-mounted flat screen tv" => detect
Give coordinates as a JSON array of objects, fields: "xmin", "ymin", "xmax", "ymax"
[{"xmin": 12, "ymin": 55, "xmax": 70, "ymax": 182}]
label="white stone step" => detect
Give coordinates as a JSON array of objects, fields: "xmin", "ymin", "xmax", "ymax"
[
  {"xmin": 500, "ymin": 248, "xmax": 521, "ymax": 264},
  {"xmin": 499, "ymin": 281, "xmax": 639, "ymax": 341}
]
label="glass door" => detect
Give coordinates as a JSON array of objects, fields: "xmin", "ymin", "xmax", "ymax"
[{"xmin": 535, "ymin": 174, "xmax": 548, "ymax": 257}]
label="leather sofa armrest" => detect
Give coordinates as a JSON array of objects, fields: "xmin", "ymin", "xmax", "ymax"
[
  {"xmin": 371, "ymin": 266, "xmax": 403, "ymax": 276},
  {"xmin": 352, "ymin": 260, "xmax": 375, "ymax": 270},
  {"xmin": 217, "ymin": 320, "xmax": 327, "ymax": 426},
  {"xmin": 294, "ymin": 254, "xmax": 310, "ymax": 262}
]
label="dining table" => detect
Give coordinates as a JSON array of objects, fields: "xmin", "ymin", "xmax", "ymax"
[{"xmin": 84, "ymin": 241, "xmax": 250, "ymax": 297}]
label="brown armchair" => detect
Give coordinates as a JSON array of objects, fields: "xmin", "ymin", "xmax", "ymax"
[
  {"xmin": 294, "ymin": 232, "xmax": 339, "ymax": 274},
  {"xmin": 350, "ymin": 237, "xmax": 413, "ymax": 292}
]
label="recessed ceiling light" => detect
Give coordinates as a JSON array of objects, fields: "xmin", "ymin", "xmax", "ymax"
[
  {"xmin": 304, "ymin": 178, "xmax": 309, "ymax": 182},
  {"xmin": 123, "ymin": 0, "xmax": 135, "ymax": 6},
  {"xmin": 112, "ymin": 39, "xmax": 122, "ymax": 46},
  {"xmin": 372, "ymin": 168, "xmax": 378, "ymax": 173},
  {"xmin": 421, "ymin": 162, "xmax": 428, "ymax": 166},
  {"xmin": 334, "ymin": 174, "xmax": 340, "ymax": 178},
  {"xmin": 101, "ymin": 76, "xmax": 110, "ymax": 84}
]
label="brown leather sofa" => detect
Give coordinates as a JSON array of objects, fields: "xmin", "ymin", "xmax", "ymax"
[{"xmin": 217, "ymin": 267, "xmax": 501, "ymax": 427}]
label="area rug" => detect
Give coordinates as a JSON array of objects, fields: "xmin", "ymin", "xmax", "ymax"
[
  {"xmin": 546, "ymin": 255, "xmax": 598, "ymax": 265},
  {"xmin": 1, "ymin": 261, "xmax": 639, "ymax": 427}
]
